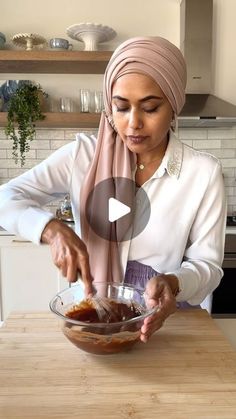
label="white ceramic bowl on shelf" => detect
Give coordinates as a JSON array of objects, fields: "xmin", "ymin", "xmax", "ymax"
[{"xmin": 66, "ymin": 23, "xmax": 116, "ymax": 51}]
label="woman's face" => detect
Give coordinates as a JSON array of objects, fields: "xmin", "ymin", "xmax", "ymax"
[{"xmin": 111, "ymin": 73, "xmax": 173, "ymax": 157}]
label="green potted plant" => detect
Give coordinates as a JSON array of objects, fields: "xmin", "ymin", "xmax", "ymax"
[{"xmin": 5, "ymin": 82, "xmax": 47, "ymax": 167}]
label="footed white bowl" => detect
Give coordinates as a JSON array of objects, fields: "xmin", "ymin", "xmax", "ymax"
[{"xmin": 66, "ymin": 23, "xmax": 116, "ymax": 51}]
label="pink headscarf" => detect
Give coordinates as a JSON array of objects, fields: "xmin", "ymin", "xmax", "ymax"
[{"xmin": 80, "ymin": 37, "xmax": 187, "ymax": 284}]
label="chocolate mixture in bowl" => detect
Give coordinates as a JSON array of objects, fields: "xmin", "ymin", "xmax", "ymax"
[
  {"xmin": 65, "ymin": 298, "xmax": 144, "ymax": 323},
  {"xmin": 50, "ymin": 283, "xmax": 153, "ymax": 355},
  {"xmin": 62, "ymin": 297, "xmax": 147, "ymax": 354}
]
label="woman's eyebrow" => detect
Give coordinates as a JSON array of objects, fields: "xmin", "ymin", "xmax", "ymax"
[
  {"xmin": 112, "ymin": 95, "xmax": 129, "ymax": 102},
  {"xmin": 112, "ymin": 95, "xmax": 163, "ymax": 102},
  {"xmin": 140, "ymin": 95, "xmax": 163, "ymax": 102}
]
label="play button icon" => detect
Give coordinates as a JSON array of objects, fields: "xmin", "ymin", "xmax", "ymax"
[
  {"xmin": 108, "ymin": 198, "xmax": 131, "ymax": 222},
  {"xmin": 85, "ymin": 177, "xmax": 151, "ymax": 242}
]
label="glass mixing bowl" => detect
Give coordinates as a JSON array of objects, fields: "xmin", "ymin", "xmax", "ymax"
[{"xmin": 49, "ymin": 282, "xmax": 158, "ymax": 355}]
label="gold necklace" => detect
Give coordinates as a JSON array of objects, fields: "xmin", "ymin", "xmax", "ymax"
[{"xmin": 136, "ymin": 157, "xmax": 161, "ymax": 170}]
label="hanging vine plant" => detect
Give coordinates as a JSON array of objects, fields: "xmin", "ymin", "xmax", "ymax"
[{"xmin": 5, "ymin": 82, "xmax": 47, "ymax": 167}]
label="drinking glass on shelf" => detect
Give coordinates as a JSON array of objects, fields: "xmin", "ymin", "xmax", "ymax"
[
  {"xmin": 80, "ymin": 89, "xmax": 90, "ymax": 113},
  {"xmin": 49, "ymin": 97, "xmax": 59, "ymax": 112},
  {"xmin": 60, "ymin": 97, "xmax": 73, "ymax": 112},
  {"xmin": 94, "ymin": 90, "xmax": 104, "ymax": 113}
]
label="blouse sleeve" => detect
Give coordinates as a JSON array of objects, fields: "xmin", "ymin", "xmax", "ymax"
[
  {"xmin": 0, "ymin": 140, "xmax": 79, "ymax": 243},
  {"xmin": 173, "ymin": 161, "xmax": 227, "ymax": 305}
]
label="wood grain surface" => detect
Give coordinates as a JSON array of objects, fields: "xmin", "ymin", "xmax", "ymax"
[
  {"xmin": 0, "ymin": 310, "xmax": 236, "ymax": 419},
  {"xmin": 0, "ymin": 112, "xmax": 101, "ymax": 129},
  {"xmin": 0, "ymin": 50, "xmax": 112, "ymax": 74}
]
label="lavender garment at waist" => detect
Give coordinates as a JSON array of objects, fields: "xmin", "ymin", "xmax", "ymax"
[
  {"xmin": 124, "ymin": 260, "xmax": 200, "ymax": 309},
  {"xmin": 124, "ymin": 260, "xmax": 158, "ymax": 289}
]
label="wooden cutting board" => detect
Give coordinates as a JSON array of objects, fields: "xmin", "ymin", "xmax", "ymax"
[{"xmin": 0, "ymin": 309, "xmax": 236, "ymax": 419}]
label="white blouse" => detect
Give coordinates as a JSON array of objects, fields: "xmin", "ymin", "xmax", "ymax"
[{"xmin": 0, "ymin": 131, "xmax": 227, "ymax": 305}]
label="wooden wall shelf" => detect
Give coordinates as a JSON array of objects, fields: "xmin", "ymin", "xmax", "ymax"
[
  {"xmin": 0, "ymin": 50, "xmax": 112, "ymax": 74},
  {"xmin": 0, "ymin": 51, "xmax": 109, "ymax": 128},
  {"xmin": 0, "ymin": 112, "xmax": 101, "ymax": 128}
]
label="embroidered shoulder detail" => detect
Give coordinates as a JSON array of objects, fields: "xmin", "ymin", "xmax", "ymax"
[{"xmin": 166, "ymin": 135, "xmax": 183, "ymax": 178}]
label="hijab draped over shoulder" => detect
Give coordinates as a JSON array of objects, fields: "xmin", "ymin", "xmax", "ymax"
[{"xmin": 80, "ymin": 36, "xmax": 187, "ymax": 284}]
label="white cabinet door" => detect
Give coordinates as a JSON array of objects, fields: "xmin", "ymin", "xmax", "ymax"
[{"xmin": 0, "ymin": 236, "xmax": 67, "ymax": 321}]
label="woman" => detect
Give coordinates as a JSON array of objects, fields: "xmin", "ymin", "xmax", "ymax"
[{"xmin": 0, "ymin": 37, "xmax": 226, "ymax": 342}]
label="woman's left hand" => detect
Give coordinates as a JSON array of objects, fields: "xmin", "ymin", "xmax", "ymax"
[{"xmin": 140, "ymin": 275, "xmax": 178, "ymax": 343}]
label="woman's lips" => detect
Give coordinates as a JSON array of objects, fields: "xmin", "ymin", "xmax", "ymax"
[{"xmin": 126, "ymin": 136, "xmax": 148, "ymax": 144}]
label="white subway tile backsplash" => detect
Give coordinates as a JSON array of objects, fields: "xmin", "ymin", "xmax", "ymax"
[
  {"xmin": 209, "ymin": 149, "xmax": 235, "ymax": 158},
  {"xmin": 0, "ymin": 159, "xmax": 22, "ymax": 169},
  {"xmin": 64, "ymin": 129, "xmax": 96, "ymax": 140},
  {"xmin": 0, "ymin": 168, "xmax": 8, "ymax": 178},
  {"xmin": 50, "ymin": 140, "xmax": 72, "ymax": 150},
  {"xmin": 221, "ymin": 159, "xmax": 236, "ymax": 168},
  {"xmin": 0, "ymin": 139, "xmax": 11, "ymax": 149},
  {"xmin": 3, "ymin": 159, "xmax": 37, "ymax": 171},
  {"xmin": 223, "ymin": 168, "xmax": 235, "ymax": 177},
  {"xmin": 178, "ymin": 128, "xmax": 207, "ymax": 140},
  {"xmin": 22, "ymin": 159, "xmax": 40, "ymax": 169},
  {"xmin": 227, "ymin": 196, "xmax": 236, "ymax": 205},
  {"xmin": 226, "ymin": 187, "xmax": 234, "ymax": 196},
  {"xmin": 7, "ymin": 168, "xmax": 26, "ymax": 179},
  {"xmin": 30, "ymin": 140, "xmax": 50, "ymax": 150},
  {"xmin": 6, "ymin": 149, "xmax": 36, "ymax": 160},
  {"xmin": 36, "ymin": 129, "xmax": 65, "ymax": 140},
  {"xmin": 207, "ymin": 129, "xmax": 236, "ymax": 140},
  {"xmin": 193, "ymin": 139, "xmax": 221, "ymax": 149},
  {"xmin": 0, "ymin": 126, "xmax": 236, "ymax": 215},
  {"xmin": 0, "ymin": 129, "xmax": 6, "ymax": 139},
  {"xmin": 36, "ymin": 149, "xmax": 54, "ymax": 159},
  {"xmin": 221, "ymin": 139, "xmax": 236, "ymax": 149},
  {"xmin": 224, "ymin": 176, "xmax": 236, "ymax": 187},
  {"xmin": 180, "ymin": 139, "xmax": 193, "ymax": 146},
  {"xmin": 64, "ymin": 130, "xmax": 82, "ymax": 140},
  {"xmin": 0, "ymin": 149, "xmax": 7, "ymax": 158}
]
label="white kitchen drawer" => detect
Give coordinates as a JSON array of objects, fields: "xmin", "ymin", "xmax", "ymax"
[{"xmin": 0, "ymin": 236, "xmax": 68, "ymax": 321}]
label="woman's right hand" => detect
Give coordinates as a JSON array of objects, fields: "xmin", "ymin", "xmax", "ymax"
[{"xmin": 41, "ymin": 219, "xmax": 93, "ymax": 295}]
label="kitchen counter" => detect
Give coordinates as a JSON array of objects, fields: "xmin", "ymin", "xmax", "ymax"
[
  {"xmin": 0, "ymin": 222, "xmax": 75, "ymax": 236},
  {"xmin": 226, "ymin": 226, "xmax": 236, "ymax": 234},
  {"xmin": 0, "ymin": 226, "xmax": 15, "ymax": 236},
  {"xmin": 0, "ymin": 310, "xmax": 236, "ymax": 418},
  {"xmin": 1, "ymin": 225, "xmax": 235, "ymax": 236}
]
